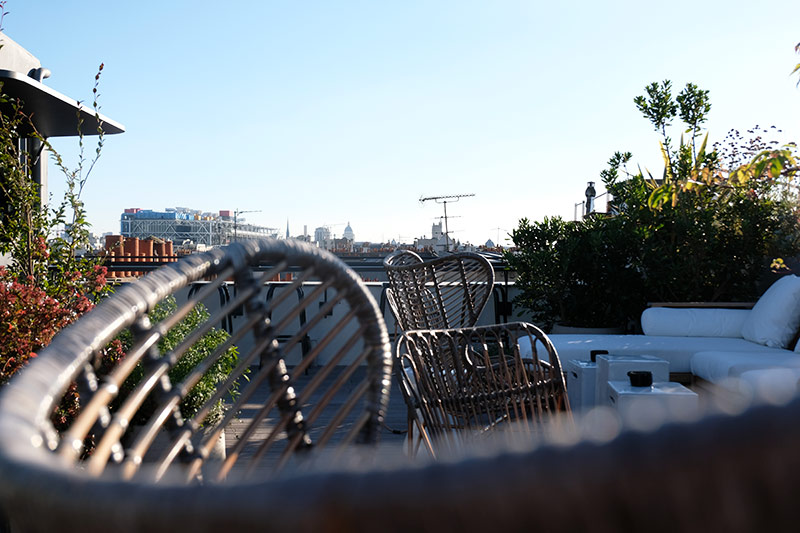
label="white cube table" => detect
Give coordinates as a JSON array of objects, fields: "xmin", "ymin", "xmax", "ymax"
[
  {"xmin": 566, "ymin": 360, "xmax": 597, "ymax": 412},
  {"xmin": 596, "ymin": 354, "xmax": 670, "ymax": 406},
  {"xmin": 608, "ymin": 381, "xmax": 698, "ymax": 419}
]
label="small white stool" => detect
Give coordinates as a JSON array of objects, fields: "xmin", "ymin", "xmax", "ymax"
[
  {"xmin": 608, "ymin": 381, "xmax": 698, "ymax": 421},
  {"xmin": 596, "ymin": 354, "xmax": 670, "ymax": 406}
]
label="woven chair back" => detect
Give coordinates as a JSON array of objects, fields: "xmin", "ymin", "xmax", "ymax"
[
  {"xmin": 0, "ymin": 239, "xmax": 391, "ymax": 490},
  {"xmin": 383, "ymin": 251, "xmax": 494, "ymax": 331}
]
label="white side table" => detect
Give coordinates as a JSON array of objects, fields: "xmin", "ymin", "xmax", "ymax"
[
  {"xmin": 566, "ymin": 360, "xmax": 597, "ymax": 412},
  {"xmin": 596, "ymin": 354, "xmax": 670, "ymax": 406},
  {"xmin": 608, "ymin": 381, "xmax": 698, "ymax": 419}
]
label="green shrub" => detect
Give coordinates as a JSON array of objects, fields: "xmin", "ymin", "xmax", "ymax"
[
  {"xmin": 507, "ymin": 215, "xmax": 643, "ymax": 330},
  {"xmin": 117, "ymin": 296, "xmax": 241, "ymax": 425}
]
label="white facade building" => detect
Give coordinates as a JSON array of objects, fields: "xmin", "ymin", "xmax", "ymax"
[{"xmin": 314, "ymin": 226, "xmax": 331, "ymax": 248}]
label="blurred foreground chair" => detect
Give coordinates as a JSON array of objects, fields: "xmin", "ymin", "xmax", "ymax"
[
  {"xmin": 396, "ymin": 322, "xmax": 571, "ymax": 456},
  {"xmin": 383, "ymin": 250, "xmax": 495, "ymax": 455},
  {"xmin": 0, "ymin": 239, "xmax": 392, "ymax": 531}
]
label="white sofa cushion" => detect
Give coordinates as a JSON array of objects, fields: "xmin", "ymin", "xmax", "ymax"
[
  {"xmin": 741, "ymin": 275, "xmax": 800, "ymax": 349},
  {"xmin": 690, "ymin": 350, "xmax": 800, "ymax": 383},
  {"xmin": 524, "ymin": 334, "xmax": 777, "ymax": 374},
  {"xmin": 641, "ymin": 307, "xmax": 749, "ymax": 338},
  {"xmin": 735, "ymin": 368, "xmax": 800, "ymax": 402}
]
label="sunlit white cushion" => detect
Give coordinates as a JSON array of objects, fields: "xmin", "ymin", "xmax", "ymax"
[
  {"xmin": 641, "ymin": 307, "xmax": 749, "ymax": 338},
  {"xmin": 741, "ymin": 275, "xmax": 800, "ymax": 349}
]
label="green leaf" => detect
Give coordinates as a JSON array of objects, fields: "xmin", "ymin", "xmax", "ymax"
[
  {"xmin": 647, "ymin": 184, "xmax": 673, "ymax": 210},
  {"xmin": 770, "ymin": 158, "xmax": 783, "ymax": 178},
  {"xmin": 696, "ymin": 133, "xmax": 709, "ymax": 165}
]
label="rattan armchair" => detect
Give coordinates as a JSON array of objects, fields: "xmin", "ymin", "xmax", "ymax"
[
  {"xmin": 0, "ymin": 239, "xmax": 392, "ymax": 531},
  {"xmin": 396, "ymin": 322, "xmax": 571, "ymax": 455},
  {"xmin": 383, "ymin": 250, "xmax": 494, "ymax": 331},
  {"xmin": 383, "ymin": 250, "xmax": 495, "ymax": 455}
]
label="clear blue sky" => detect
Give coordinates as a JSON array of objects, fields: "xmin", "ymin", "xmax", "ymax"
[{"xmin": 5, "ymin": 1, "xmax": 800, "ymax": 245}]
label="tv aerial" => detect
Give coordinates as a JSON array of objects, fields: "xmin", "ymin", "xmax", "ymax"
[{"xmin": 419, "ymin": 193, "xmax": 475, "ymax": 252}]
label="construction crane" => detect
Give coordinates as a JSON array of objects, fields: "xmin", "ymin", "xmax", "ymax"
[
  {"xmin": 324, "ymin": 222, "xmax": 346, "ymax": 239},
  {"xmin": 233, "ymin": 209, "xmax": 262, "ymax": 242},
  {"xmin": 419, "ymin": 193, "xmax": 475, "ymax": 252}
]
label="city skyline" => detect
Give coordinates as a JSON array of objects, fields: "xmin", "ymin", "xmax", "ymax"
[
  {"xmin": 5, "ymin": 1, "xmax": 800, "ymax": 245},
  {"xmin": 113, "ymin": 205, "xmax": 469, "ymax": 248}
]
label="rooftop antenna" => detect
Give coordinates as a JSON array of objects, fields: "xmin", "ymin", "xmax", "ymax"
[
  {"xmin": 419, "ymin": 193, "xmax": 475, "ymax": 252},
  {"xmin": 490, "ymin": 227, "xmax": 508, "ymax": 246}
]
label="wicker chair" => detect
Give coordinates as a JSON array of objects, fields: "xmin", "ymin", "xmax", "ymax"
[
  {"xmin": 0, "ymin": 239, "xmax": 392, "ymax": 531},
  {"xmin": 383, "ymin": 250, "xmax": 494, "ymax": 331},
  {"xmin": 396, "ymin": 322, "xmax": 571, "ymax": 455},
  {"xmin": 383, "ymin": 250, "xmax": 495, "ymax": 456}
]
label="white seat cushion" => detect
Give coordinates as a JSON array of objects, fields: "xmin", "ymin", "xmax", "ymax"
[
  {"xmin": 734, "ymin": 368, "xmax": 800, "ymax": 402},
  {"xmin": 690, "ymin": 350, "xmax": 800, "ymax": 383},
  {"xmin": 741, "ymin": 275, "xmax": 800, "ymax": 349},
  {"xmin": 522, "ymin": 334, "xmax": 777, "ymax": 374},
  {"xmin": 641, "ymin": 307, "xmax": 749, "ymax": 338}
]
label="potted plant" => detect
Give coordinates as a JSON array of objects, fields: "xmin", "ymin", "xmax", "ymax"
[{"xmin": 113, "ymin": 296, "xmax": 242, "ymax": 459}]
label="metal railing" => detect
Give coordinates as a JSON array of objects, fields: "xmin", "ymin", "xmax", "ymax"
[{"xmin": 96, "ymin": 252, "xmax": 520, "ymax": 335}]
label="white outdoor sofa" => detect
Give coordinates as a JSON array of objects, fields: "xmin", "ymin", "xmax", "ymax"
[{"xmin": 531, "ymin": 275, "xmax": 800, "ymax": 397}]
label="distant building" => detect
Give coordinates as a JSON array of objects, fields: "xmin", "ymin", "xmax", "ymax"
[
  {"xmin": 343, "ymin": 222, "xmax": 355, "ymax": 241},
  {"xmin": 415, "ymin": 222, "xmax": 449, "ymax": 253},
  {"xmin": 432, "ymin": 222, "xmax": 443, "ymax": 240},
  {"xmin": 120, "ymin": 207, "xmax": 278, "ymax": 247},
  {"xmin": 314, "ymin": 226, "xmax": 331, "ymax": 248},
  {"xmin": 330, "ymin": 237, "xmax": 354, "ymax": 253}
]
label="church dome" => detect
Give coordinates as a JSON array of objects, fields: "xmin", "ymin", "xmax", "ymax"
[{"xmin": 343, "ymin": 222, "xmax": 355, "ymax": 241}]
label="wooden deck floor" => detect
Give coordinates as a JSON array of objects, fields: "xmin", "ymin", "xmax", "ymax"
[{"xmin": 217, "ymin": 365, "xmax": 411, "ymax": 480}]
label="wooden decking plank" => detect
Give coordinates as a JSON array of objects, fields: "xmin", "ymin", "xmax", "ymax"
[{"xmin": 220, "ymin": 366, "xmax": 408, "ymax": 479}]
